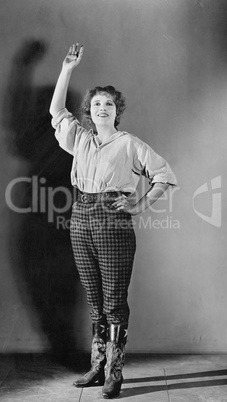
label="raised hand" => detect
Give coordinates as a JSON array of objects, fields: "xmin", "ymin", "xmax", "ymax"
[
  {"xmin": 63, "ymin": 43, "xmax": 84, "ymax": 71},
  {"xmin": 49, "ymin": 43, "xmax": 84, "ymax": 117}
]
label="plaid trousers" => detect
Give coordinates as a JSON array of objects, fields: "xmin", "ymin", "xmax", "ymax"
[{"xmin": 70, "ymin": 200, "xmax": 136, "ymax": 324}]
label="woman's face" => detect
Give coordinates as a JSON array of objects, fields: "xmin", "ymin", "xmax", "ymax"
[{"xmin": 90, "ymin": 92, "xmax": 117, "ymax": 129}]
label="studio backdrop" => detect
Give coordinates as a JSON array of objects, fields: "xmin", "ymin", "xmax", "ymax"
[{"xmin": 0, "ymin": 0, "xmax": 227, "ymax": 354}]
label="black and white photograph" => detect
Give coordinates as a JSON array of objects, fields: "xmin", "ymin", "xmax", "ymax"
[{"xmin": 0, "ymin": 0, "xmax": 227, "ymax": 401}]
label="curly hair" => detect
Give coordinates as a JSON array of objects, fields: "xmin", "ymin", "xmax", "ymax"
[{"xmin": 80, "ymin": 85, "xmax": 126, "ymax": 130}]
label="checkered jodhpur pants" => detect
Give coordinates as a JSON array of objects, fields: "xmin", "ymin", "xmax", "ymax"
[{"xmin": 70, "ymin": 199, "xmax": 136, "ymax": 324}]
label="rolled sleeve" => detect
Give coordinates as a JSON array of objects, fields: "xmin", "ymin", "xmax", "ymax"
[
  {"xmin": 133, "ymin": 138, "xmax": 177, "ymax": 188},
  {"xmin": 51, "ymin": 108, "xmax": 74, "ymax": 129},
  {"xmin": 149, "ymin": 157, "xmax": 177, "ymax": 186},
  {"xmin": 51, "ymin": 108, "xmax": 86, "ymax": 155}
]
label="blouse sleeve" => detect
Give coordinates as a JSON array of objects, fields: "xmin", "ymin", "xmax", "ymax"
[
  {"xmin": 51, "ymin": 108, "xmax": 87, "ymax": 155},
  {"xmin": 132, "ymin": 137, "xmax": 177, "ymax": 189}
]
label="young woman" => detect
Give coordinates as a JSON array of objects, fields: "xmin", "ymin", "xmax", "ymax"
[{"xmin": 49, "ymin": 43, "xmax": 177, "ymax": 399}]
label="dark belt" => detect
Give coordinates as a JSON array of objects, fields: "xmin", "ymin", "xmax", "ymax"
[{"xmin": 77, "ymin": 190, "xmax": 129, "ymax": 204}]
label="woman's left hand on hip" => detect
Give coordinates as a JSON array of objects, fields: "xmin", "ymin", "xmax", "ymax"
[{"xmin": 112, "ymin": 195, "xmax": 138, "ymax": 215}]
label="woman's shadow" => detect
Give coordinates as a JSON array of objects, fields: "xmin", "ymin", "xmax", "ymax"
[
  {"xmin": 4, "ymin": 39, "xmax": 86, "ymax": 368},
  {"xmin": 121, "ymin": 369, "xmax": 227, "ymax": 398}
]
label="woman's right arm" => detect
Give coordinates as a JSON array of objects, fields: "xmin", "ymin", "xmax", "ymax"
[{"xmin": 49, "ymin": 43, "xmax": 84, "ymax": 117}]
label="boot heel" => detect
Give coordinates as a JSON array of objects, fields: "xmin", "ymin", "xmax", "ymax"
[
  {"xmin": 98, "ymin": 372, "xmax": 105, "ymax": 386},
  {"xmin": 102, "ymin": 376, "xmax": 123, "ymax": 399}
]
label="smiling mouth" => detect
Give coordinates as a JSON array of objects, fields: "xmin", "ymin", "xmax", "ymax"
[{"xmin": 98, "ymin": 114, "xmax": 109, "ymax": 117}]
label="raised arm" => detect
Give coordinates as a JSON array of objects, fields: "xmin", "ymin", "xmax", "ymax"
[{"xmin": 49, "ymin": 43, "xmax": 84, "ymax": 117}]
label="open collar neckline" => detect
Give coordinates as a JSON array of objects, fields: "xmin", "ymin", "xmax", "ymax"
[{"xmin": 93, "ymin": 130, "xmax": 126, "ymax": 147}]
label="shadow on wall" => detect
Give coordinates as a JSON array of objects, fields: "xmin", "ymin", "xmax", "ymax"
[{"xmin": 4, "ymin": 39, "xmax": 83, "ymax": 367}]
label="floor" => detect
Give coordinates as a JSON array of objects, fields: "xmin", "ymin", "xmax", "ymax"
[{"xmin": 0, "ymin": 353, "xmax": 227, "ymax": 401}]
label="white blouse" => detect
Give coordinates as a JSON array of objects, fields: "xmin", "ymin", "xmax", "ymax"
[{"xmin": 52, "ymin": 108, "xmax": 177, "ymax": 197}]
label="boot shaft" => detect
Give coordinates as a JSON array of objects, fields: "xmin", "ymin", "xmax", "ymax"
[
  {"xmin": 92, "ymin": 318, "xmax": 107, "ymax": 342},
  {"xmin": 102, "ymin": 323, "xmax": 128, "ymax": 398},
  {"xmin": 105, "ymin": 322, "xmax": 128, "ymax": 380},
  {"xmin": 91, "ymin": 318, "xmax": 107, "ymax": 370},
  {"xmin": 107, "ymin": 322, "xmax": 128, "ymax": 345}
]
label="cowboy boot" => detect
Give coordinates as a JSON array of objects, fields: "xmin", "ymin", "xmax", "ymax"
[
  {"xmin": 102, "ymin": 322, "xmax": 128, "ymax": 399},
  {"xmin": 73, "ymin": 318, "xmax": 107, "ymax": 387}
]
